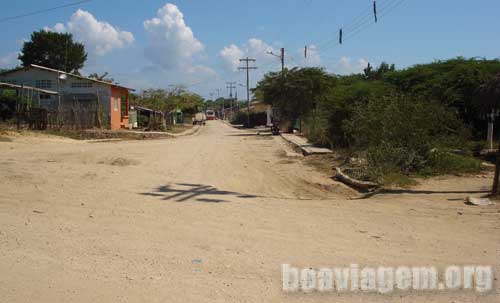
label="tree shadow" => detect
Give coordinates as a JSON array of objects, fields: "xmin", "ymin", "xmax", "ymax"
[{"xmin": 141, "ymin": 183, "xmax": 259, "ymax": 203}]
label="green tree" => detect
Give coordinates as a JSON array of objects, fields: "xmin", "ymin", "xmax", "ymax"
[
  {"xmin": 480, "ymin": 73, "xmax": 500, "ymax": 196},
  {"xmin": 316, "ymin": 75, "xmax": 396, "ymax": 147},
  {"xmin": 134, "ymin": 88, "xmax": 204, "ymax": 116},
  {"xmin": 18, "ymin": 30, "xmax": 87, "ymax": 73},
  {"xmin": 363, "ymin": 62, "xmax": 395, "ymax": 80},
  {"xmin": 383, "ymin": 57, "xmax": 500, "ymax": 137},
  {"xmin": 255, "ymin": 67, "xmax": 334, "ymax": 131}
]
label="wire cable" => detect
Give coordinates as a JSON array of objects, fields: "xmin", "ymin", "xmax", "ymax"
[
  {"xmin": 0, "ymin": 0, "xmax": 93, "ymax": 23},
  {"xmin": 316, "ymin": 0, "xmax": 408, "ymax": 68},
  {"xmin": 315, "ymin": 0, "xmax": 401, "ymax": 51}
]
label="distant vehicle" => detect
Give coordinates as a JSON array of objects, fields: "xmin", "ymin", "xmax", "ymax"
[
  {"xmin": 206, "ymin": 110, "xmax": 215, "ymax": 120},
  {"xmin": 192, "ymin": 112, "xmax": 206, "ymax": 125}
]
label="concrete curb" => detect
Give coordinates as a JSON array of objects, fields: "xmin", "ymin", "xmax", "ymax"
[{"xmin": 280, "ymin": 133, "xmax": 333, "ymax": 156}]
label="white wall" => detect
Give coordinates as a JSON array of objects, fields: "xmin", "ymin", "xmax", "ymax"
[{"xmin": 0, "ymin": 68, "xmax": 112, "ymax": 114}]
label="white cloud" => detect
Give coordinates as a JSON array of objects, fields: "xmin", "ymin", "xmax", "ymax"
[
  {"xmin": 137, "ymin": 3, "xmax": 218, "ymax": 93},
  {"xmin": 334, "ymin": 56, "xmax": 369, "ymax": 75},
  {"xmin": 143, "ymin": 3, "xmax": 204, "ymax": 69},
  {"xmin": 187, "ymin": 65, "xmax": 217, "ymax": 78},
  {"xmin": 219, "ymin": 38, "xmax": 277, "ymax": 73},
  {"xmin": 246, "ymin": 38, "xmax": 275, "ymax": 57},
  {"xmin": 47, "ymin": 9, "xmax": 134, "ymax": 56},
  {"xmin": 53, "ymin": 23, "xmax": 66, "ymax": 33},
  {"xmin": 0, "ymin": 52, "xmax": 19, "ymax": 68},
  {"xmin": 219, "ymin": 44, "xmax": 244, "ymax": 72}
]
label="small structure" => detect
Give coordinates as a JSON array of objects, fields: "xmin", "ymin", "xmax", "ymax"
[
  {"xmin": 0, "ymin": 81, "xmax": 59, "ymax": 129},
  {"xmin": 0, "ymin": 64, "xmax": 135, "ymax": 130},
  {"xmin": 168, "ymin": 109, "xmax": 184, "ymax": 125},
  {"xmin": 129, "ymin": 105, "xmax": 164, "ymax": 130},
  {"xmin": 241, "ymin": 100, "xmax": 273, "ymax": 126}
]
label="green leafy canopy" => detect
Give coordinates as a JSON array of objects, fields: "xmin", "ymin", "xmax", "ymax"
[{"xmin": 18, "ymin": 30, "xmax": 87, "ymax": 73}]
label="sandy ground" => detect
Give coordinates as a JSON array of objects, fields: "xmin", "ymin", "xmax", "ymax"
[{"xmin": 0, "ymin": 121, "xmax": 498, "ymax": 303}]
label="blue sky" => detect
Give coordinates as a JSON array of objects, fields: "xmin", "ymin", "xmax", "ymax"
[{"xmin": 1, "ymin": 0, "xmax": 499, "ymax": 99}]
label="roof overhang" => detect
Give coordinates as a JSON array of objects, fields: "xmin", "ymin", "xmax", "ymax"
[
  {"xmin": 0, "ymin": 81, "xmax": 59, "ymax": 95},
  {"xmin": 130, "ymin": 105, "xmax": 163, "ymax": 115}
]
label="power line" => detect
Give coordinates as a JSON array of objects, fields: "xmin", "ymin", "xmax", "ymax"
[
  {"xmin": 151, "ymin": 0, "xmax": 407, "ymax": 93},
  {"xmin": 313, "ymin": 0, "xmax": 407, "ymax": 59},
  {"xmin": 311, "ymin": 0, "xmax": 402, "ymax": 51},
  {"xmin": 345, "ymin": 0, "xmax": 407, "ymax": 41},
  {"xmin": 313, "ymin": 2, "xmax": 373, "ymax": 49},
  {"xmin": 0, "ymin": 0, "xmax": 93, "ymax": 23},
  {"xmin": 318, "ymin": 0, "xmax": 408, "ymax": 68}
]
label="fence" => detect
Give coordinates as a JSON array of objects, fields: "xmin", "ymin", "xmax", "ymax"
[{"xmin": 9, "ymin": 97, "xmax": 107, "ymax": 130}]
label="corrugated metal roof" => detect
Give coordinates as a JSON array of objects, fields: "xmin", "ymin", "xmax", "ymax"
[
  {"xmin": 0, "ymin": 64, "xmax": 135, "ymax": 91},
  {"xmin": 130, "ymin": 105, "xmax": 163, "ymax": 115}
]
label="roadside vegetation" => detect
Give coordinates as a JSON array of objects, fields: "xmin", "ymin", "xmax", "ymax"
[
  {"xmin": 255, "ymin": 57, "xmax": 500, "ymax": 193},
  {"xmin": 128, "ymin": 87, "xmax": 204, "ymax": 131},
  {"xmin": 131, "ymin": 87, "xmax": 204, "ymax": 119}
]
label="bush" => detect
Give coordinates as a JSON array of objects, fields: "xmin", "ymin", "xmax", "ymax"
[
  {"xmin": 419, "ymin": 151, "xmax": 482, "ymax": 176},
  {"xmin": 344, "ymin": 95, "xmax": 468, "ymax": 180},
  {"xmin": 257, "ymin": 59, "xmax": 498, "ymax": 184},
  {"xmin": 0, "ymin": 91, "xmax": 19, "ymax": 121},
  {"xmin": 307, "ymin": 77, "xmax": 397, "ymax": 148}
]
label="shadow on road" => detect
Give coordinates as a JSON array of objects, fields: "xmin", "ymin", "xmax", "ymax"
[{"xmin": 141, "ymin": 183, "xmax": 259, "ymax": 203}]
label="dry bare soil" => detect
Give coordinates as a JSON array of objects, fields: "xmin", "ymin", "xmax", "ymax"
[{"xmin": 0, "ymin": 121, "xmax": 498, "ymax": 302}]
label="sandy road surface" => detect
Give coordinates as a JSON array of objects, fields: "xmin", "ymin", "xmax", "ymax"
[{"xmin": 0, "ymin": 121, "xmax": 499, "ymax": 302}]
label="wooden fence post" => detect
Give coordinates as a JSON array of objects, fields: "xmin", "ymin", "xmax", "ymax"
[{"xmin": 95, "ymin": 89, "xmax": 102, "ymax": 128}]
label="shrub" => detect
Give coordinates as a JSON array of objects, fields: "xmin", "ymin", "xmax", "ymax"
[
  {"xmin": 344, "ymin": 95, "xmax": 468, "ymax": 180},
  {"xmin": 419, "ymin": 151, "xmax": 482, "ymax": 176},
  {"xmin": 307, "ymin": 77, "xmax": 397, "ymax": 148},
  {"xmin": 0, "ymin": 91, "xmax": 19, "ymax": 121}
]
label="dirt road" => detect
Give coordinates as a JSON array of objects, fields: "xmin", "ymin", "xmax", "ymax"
[{"xmin": 0, "ymin": 121, "xmax": 498, "ymax": 302}]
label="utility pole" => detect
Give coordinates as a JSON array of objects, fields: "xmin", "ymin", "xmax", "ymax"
[
  {"xmin": 209, "ymin": 92, "xmax": 214, "ymax": 111},
  {"xmin": 215, "ymin": 88, "xmax": 222, "ymax": 119},
  {"xmin": 239, "ymin": 58, "xmax": 257, "ymax": 127},
  {"xmin": 280, "ymin": 47, "xmax": 284, "ymax": 73},
  {"xmin": 487, "ymin": 109, "xmax": 499, "ymax": 150},
  {"xmin": 267, "ymin": 48, "xmax": 285, "ymax": 74},
  {"xmin": 226, "ymin": 82, "xmax": 236, "ymax": 120},
  {"xmin": 235, "ymin": 90, "xmax": 239, "ymax": 113}
]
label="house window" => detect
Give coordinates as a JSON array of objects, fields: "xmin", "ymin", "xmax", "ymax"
[
  {"xmin": 39, "ymin": 94, "xmax": 52, "ymax": 100},
  {"xmin": 114, "ymin": 99, "xmax": 118, "ymax": 112},
  {"xmin": 71, "ymin": 81, "xmax": 93, "ymax": 88},
  {"xmin": 35, "ymin": 80, "xmax": 52, "ymax": 89}
]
